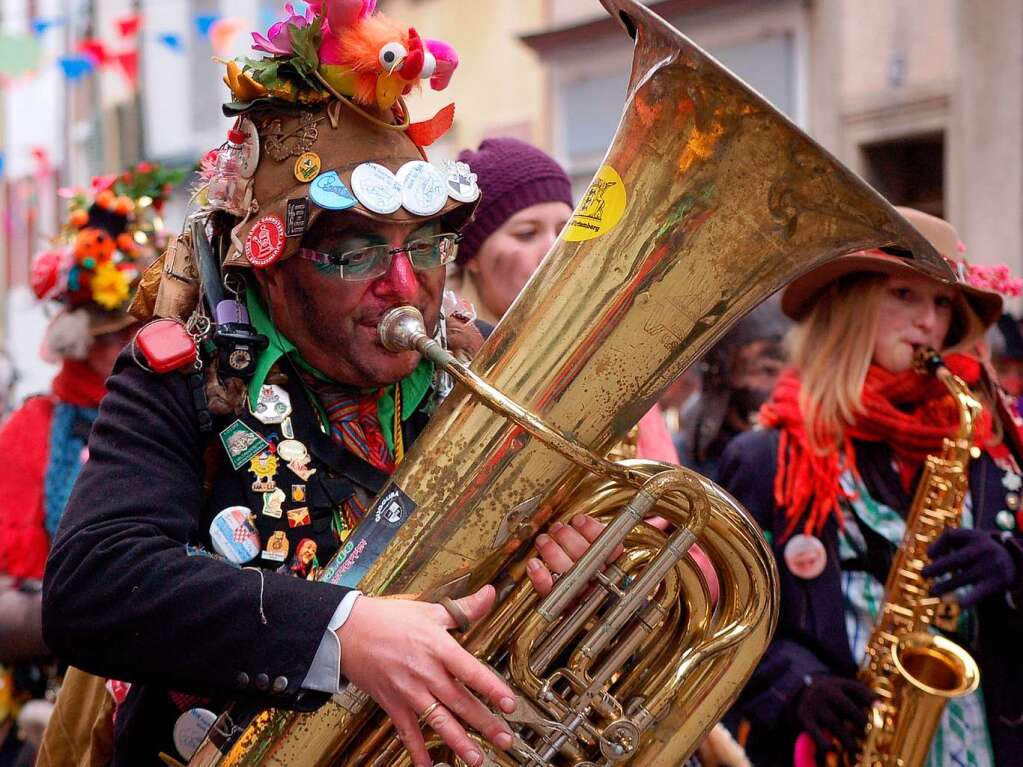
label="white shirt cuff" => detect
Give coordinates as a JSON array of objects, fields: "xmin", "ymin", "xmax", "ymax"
[{"xmin": 301, "ymin": 590, "xmax": 362, "ymax": 694}]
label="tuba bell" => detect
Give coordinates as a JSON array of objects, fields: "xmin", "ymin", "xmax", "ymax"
[{"xmin": 189, "ymin": 0, "xmax": 954, "ymax": 764}]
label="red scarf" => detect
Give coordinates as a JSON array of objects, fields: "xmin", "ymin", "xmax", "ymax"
[
  {"xmin": 760, "ymin": 354, "xmax": 995, "ymax": 538},
  {"xmin": 51, "ymin": 359, "xmax": 107, "ymax": 408}
]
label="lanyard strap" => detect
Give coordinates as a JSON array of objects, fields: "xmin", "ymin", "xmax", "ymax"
[{"xmin": 393, "ymin": 383, "xmax": 404, "ymax": 465}]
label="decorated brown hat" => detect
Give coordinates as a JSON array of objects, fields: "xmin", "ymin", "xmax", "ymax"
[
  {"xmin": 205, "ymin": 2, "xmax": 480, "ymax": 270},
  {"xmin": 781, "ymin": 207, "xmax": 1003, "ymax": 344},
  {"xmin": 222, "ymin": 101, "xmax": 478, "ymax": 269}
]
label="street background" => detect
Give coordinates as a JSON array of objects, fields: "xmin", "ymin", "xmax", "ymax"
[{"xmin": 1, "ymin": 0, "xmax": 1020, "ymax": 401}]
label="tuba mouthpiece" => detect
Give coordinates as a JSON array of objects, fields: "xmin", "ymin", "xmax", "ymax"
[{"xmin": 378, "ymin": 306, "xmax": 427, "ymax": 353}]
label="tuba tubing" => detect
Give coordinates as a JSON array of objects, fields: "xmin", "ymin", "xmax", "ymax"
[{"xmin": 190, "ymin": 0, "xmax": 955, "ymax": 764}]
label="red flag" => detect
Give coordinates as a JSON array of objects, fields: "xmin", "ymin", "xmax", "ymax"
[
  {"xmin": 116, "ymin": 14, "xmax": 142, "ymax": 38},
  {"xmin": 77, "ymin": 38, "xmax": 109, "ymax": 66},
  {"xmin": 114, "ymin": 50, "xmax": 139, "ymax": 89}
]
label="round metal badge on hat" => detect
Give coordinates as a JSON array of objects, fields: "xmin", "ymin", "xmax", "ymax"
[
  {"xmin": 294, "ymin": 151, "xmax": 321, "ymax": 183},
  {"xmin": 397, "ymin": 161, "xmax": 448, "ymax": 217},
  {"xmin": 444, "ymin": 160, "xmax": 481, "ymax": 203},
  {"xmin": 245, "ymin": 215, "xmax": 286, "ymax": 267},
  {"xmin": 351, "ymin": 162, "xmax": 402, "ymax": 215},
  {"xmin": 310, "ymin": 170, "xmax": 358, "ymax": 211},
  {"xmin": 236, "ymin": 118, "xmax": 260, "ymax": 179}
]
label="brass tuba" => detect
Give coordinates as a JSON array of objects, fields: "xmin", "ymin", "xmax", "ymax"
[{"xmin": 189, "ymin": 0, "xmax": 953, "ymax": 764}]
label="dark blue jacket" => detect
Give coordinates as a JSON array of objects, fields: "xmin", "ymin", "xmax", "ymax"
[{"xmin": 718, "ymin": 428, "xmax": 1023, "ymax": 767}]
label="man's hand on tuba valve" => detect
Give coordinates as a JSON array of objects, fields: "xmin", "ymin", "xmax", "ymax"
[
  {"xmin": 334, "ymin": 518, "xmax": 611, "ymax": 767},
  {"xmin": 337, "ymin": 586, "xmax": 518, "ymax": 767},
  {"xmin": 526, "ymin": 513, "xmax": 616, "ymax": 597}
]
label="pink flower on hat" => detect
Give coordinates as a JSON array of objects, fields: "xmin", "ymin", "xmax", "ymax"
[
  {"xmin": 251, "ymin": 2, "xmax": 316, "ymax": 56},
  {"xmin": 961, "ymin": 261, "xmax": 1023, "ymax": 298}
]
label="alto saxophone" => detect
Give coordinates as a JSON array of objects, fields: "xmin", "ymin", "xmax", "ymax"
[{"xmin": 855, "ymin": 349, "xmax": 982, "ymax": 767}]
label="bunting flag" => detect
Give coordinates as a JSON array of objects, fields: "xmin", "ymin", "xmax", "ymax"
[
  {"xmin": 114, "ymin": 50, "xmax": 139, "ymax": 89},
  {"xmin": 57, "ymin": 54, "xmax": 95, "ymax": 81},
  {"xmin": 0, "ymin": 34, "xmax": 43, "ymax": 76},
  {"xmin": 117, "ymin": 14, "xmax": 143, "ymax": 38},
  {"xmin": 77, "ymin": 39, "xmax": 109, "ymax": 66},
  {"xmin": 31, "ymin": 18, "xmax": 64, "ymax": 37},
  {"xmin": 30, "ymin": 147, "xmax": 52, "ymax": 180},
  {"xmin": 208, "ymin": 17, "xmax": 247, "ymax": 56},
  {"xmin": 194, "ymin": 13, "xmax": 221, "ymax": 38},
  {"xmin": 157, "ymin": 33, "xmax": 185, "ymax": 52}
]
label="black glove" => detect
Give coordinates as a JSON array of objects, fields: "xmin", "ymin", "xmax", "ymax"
[
  {"xmin": 923, "ymin": 528, "xmax": 1019, "ymax": 607},
  {"xmin": 792, "ymin": 675, "xmax": 876, "ymax": 764}
]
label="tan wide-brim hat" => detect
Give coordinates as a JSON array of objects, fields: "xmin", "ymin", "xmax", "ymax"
[
  {"xmin": 88, "ymin": 307, "xmax": 138, "ymax": 336},
  {"xmin": 224, "ymin": 102, "xmax": 477, "ymax": 269},
  {"xmin": 781, "ymin": 207, "xmax": 1002, "ymax": 343}
]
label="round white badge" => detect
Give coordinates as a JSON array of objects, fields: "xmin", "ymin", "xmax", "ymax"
[
  {"xmin": 443, "ymin": 160, "xmax": 481, "ymax": 203},
  {"xmin": 236, "ymin": 118, "xmax": 260, "ymax": 179},
  {"xmin": 277, "ymin": 439, "xmax": 309, "ymax": 463},
  {"xmin": 173, "ymin": 707, "xmax": 218, "ymax": 760},
  {"xmin": 397, "ymin": 161, "xmax": 448, "ymax": 217},
  {"xmin": 351, "ymin": 162, "xmax": 402, "ymax": 215},
  {"xmin": 783, "ymin": 534, "xmax": 828, "ymax": 580},
  {"xmin": 209, "ymin": 506, "xmax": 261, "ymax": 564}
]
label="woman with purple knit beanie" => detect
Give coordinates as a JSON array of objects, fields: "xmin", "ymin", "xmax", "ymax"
[{"xmin": 449, "ymin": 137, "xmax": 574, "ymax": 324}]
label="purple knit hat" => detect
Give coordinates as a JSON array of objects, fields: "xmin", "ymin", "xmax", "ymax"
[{"xmin": 455, "ymin": 138, "xmax": 573, "ymax": 265}]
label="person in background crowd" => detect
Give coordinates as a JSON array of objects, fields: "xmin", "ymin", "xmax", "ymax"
[
  {"xmin": 680, "ymin": 301, "xmax": 788, "ymax": 479},
  {"xmin": 659, "ymin": 367, "xmax": 701, "ymax": 457},
  {"xmin": 989, "ymin": 313, "xmax": 1023, "ymax": 408},
  {"xmin": 451, "ymin": 137, "xmax": 678, "ymax": 463},
  {"xmin": 718, "ymin": 208, "xmax": 1023, "ymax": 767},
  {"xmin": 447, "ymin": 137, "xmax": 574, "ymax": 326},
  {"xmin": 0, "ymin": 165, "xmax": 178, "ymax": 766}
]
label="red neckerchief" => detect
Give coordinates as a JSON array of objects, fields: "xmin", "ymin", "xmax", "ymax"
[
  {"xmin": 51, "ymin": 358, "xmax": 107, "ymax": 408},
  {"xmin": 760, "ymin": 354, "xmax": 995, "ymax": 538}
]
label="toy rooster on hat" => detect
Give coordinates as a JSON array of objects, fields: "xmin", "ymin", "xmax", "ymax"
[{"xmin": 226, "ymin": 0, "xmax": 459, "ymax": 145}]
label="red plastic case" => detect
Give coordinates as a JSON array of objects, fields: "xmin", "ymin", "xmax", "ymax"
[{"xmin": 134, "ymin": 318, "xmax": 197, "ymax": 373}]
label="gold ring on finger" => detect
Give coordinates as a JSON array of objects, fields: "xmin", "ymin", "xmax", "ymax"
[{"xmin": 418, "ymin": 701, "xmax": 442, "ymax": 723}]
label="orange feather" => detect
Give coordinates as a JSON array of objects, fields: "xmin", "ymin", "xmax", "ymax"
[{"xmin": 323, "ymin": 14, "xmax": 411, "ymax": 106}]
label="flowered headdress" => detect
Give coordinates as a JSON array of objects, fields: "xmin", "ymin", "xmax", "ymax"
[{"xmin": 30, "ymin": 172, "xmax": 169, "ymax": 359}]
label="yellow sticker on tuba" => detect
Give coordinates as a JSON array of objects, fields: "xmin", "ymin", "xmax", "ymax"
[{"xmin": 565, "ymin": 165, "xmax": 627, "ymax": 242}]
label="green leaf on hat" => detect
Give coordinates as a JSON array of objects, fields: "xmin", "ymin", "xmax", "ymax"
[
  {"xmin": 288, "ymin": 16, "xmax": 323, "ymax": 80},
  {"xmin": 242, "ymin": 56, "xmax": 282, "ymax": 88}
]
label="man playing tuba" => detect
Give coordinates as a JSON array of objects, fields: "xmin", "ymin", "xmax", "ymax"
[{"xmin": 41, "ymin": 4, "xmax": 593, "ymax": 765}]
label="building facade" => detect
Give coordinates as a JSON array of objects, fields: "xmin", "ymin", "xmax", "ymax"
[{"xmin": 1, "ymin": 0, "xmax": 1021, "ymax": 401}]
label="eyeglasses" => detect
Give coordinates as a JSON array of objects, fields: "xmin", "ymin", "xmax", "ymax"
[{"xmin": 296, "ymin": 233, "xmax": 462, "ymax": 282}]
